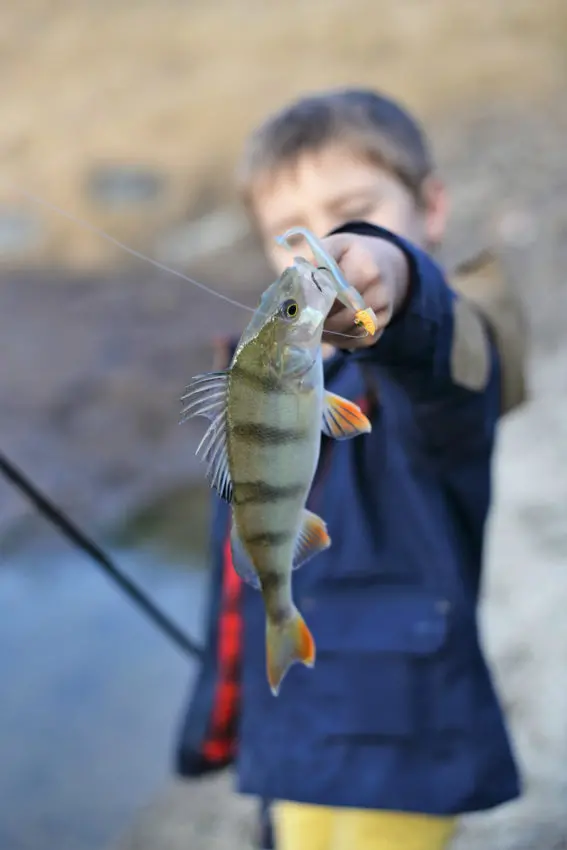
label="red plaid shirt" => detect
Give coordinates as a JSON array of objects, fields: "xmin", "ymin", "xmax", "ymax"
[
  {"xmin": 198, "ymin": 338, "xmax": 242, "ymax": 764},
  {"xmin": 201, "ymin": 533, "xmax": 242, "ymax": 764}
]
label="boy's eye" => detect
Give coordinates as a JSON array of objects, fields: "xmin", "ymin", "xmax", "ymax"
[
  {"xmin": 283, "ymin": 233, "xmax": 304, "ymax": 248},
  {"xmin": 339, "ymin": 202, "xmax": 376, "ymax": 221}
]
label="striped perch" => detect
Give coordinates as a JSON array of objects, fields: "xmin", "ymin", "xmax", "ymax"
[{"xmin": 181, "ymin": 254, "xmax": 372, "ymax": 695}]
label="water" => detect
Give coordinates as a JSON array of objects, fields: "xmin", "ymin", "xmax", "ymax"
[{"xmin": 0, "ymin": 541, "xmax": 209, "ymax": 850}]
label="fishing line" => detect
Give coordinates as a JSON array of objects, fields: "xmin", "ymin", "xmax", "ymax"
[
  {"xmin": 12, "ymin": 187, "xmax": 256, "ymax": 314},
  {"xmin": 11, "ymin": 186, "xmax": 365, "ymax": 341}
]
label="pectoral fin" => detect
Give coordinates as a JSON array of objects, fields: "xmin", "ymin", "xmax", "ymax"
[
  {"xmin": 292, "ymin": 509, "xmax": 331, "ymax": 570},
  {"xmin": 321, "ymin": 391, "xmax": 372, "ymax": 440}
]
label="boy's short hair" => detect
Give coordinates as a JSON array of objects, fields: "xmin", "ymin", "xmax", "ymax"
[{"xmin": 237, "ymin": 88, "xmax": 433, "ymax": 206}]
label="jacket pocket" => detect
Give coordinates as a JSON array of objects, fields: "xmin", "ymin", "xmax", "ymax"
[{"xmin": 301, "ymin": 585, "xmax": 450, "ymax": 740}]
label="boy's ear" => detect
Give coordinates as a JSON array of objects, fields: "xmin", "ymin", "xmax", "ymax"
[{"xmin": 422, "ymin": 176, "xmax": 448, "ymax": 247}]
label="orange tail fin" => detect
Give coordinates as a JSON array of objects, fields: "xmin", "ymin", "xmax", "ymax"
[{"xmin": 266, "ymin": 608, "xmax": 315, "ymax": 696}]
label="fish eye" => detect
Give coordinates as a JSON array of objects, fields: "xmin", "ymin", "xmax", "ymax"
[{"xmin": 280, "ymin": 298, "xmax": 299, "ymax": 320}]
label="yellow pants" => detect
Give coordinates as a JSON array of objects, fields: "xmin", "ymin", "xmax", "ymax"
[{"xmin": 274, "ymin": 802, "xmax": 457, "ymax": 850}]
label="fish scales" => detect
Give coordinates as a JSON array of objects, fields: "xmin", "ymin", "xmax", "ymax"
[{"xmin": 228, "ymin": 322, "xmax": 321, "ymax": 583}]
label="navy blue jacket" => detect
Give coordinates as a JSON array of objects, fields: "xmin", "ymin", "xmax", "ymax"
[{"xmin": 175, "ymin": 223, "xmax": 520, "ymax": 815}]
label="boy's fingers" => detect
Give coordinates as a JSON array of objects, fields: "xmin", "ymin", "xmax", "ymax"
[
  {"xmin": 326, "ymin": 299, "xmax": 344, "ymax": 319},
  {"xmin": 322, "ymin": 235, "xmax": 381, "ymax": 291},
  {"xmin": 323, "ymin": 305, "xmax": 357, "ymax": 334},
  {"xmin": 325, "ymin": 279, "xmax": 391, "ymax": 327},
  {"xmin": 321, "ymin": 233, "xmax": 354, "ymax": 265},
  {"xmin": 323, "ymin": 301, "xmax": 392, "ymax": 347},
  {"xmin": 320, "ymin": 233, "xmax": 406, "ymax": 347},
  {"xmin": 337, "ymin": 247, "xmax": 380, "ymax": 292},
  {"xmin": 324, "ymin": 304, "xmax": 390, "ymax": 334}
]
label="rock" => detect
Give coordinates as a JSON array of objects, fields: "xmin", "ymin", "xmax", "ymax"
[
  {"xmin": 453, "ymin": 356, "xmax": 567, "ymax": 848},
  {"xmin": 154, "ymin": 209, "xmax": 250, "ymax": 266},
  {"xmin": 85, "ymin": 165, "xmax": 167, "ymax": 209}
]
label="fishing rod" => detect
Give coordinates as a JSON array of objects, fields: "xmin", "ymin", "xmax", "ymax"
[{"xmin": 0, "ymin": 450, "xmax": 204, "ymax": 660}]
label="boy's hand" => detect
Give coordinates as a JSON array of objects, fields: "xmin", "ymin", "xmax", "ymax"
[{"xmin": 320, "ymin": 233, "xmax": 410, "ymax": 348}]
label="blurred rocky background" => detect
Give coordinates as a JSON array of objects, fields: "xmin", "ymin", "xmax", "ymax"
[{"xmin": 0, "ymin": 1, "xmax": 566, "ymax": 849}]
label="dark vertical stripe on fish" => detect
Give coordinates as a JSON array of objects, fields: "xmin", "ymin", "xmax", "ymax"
[
  {"xmin": 243, "ymin": 531, "xmax": 294, "ymax": 547},
  {"xmin": 232, "ymin": 423, "xmax": 308, "ymax": 444},
  {"xmin": 260, "ymin": 572, "xmax": 285, "ymax": 593},
  {"xmin": 232, "ymin": 481, "xmax": 306, "ymax": 505},
  {"xmin": 261, "ymin": 572, "xmax": 290, "ymax": 624},
  {"xmin": 231, "ymin": 363, "xmax": 290, "ymax": 394}
]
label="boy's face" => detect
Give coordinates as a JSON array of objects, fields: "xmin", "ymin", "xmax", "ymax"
[{"xmin": 250, "ymin": 144, "xmax": 447, "ymax": 275}]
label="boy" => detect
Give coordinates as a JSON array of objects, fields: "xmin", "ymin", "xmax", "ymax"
[{"xmin": 175, "ymin": 88, "xmax": 526, "ymax": 850}]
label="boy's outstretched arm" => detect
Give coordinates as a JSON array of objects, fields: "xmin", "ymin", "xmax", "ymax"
[{"xmin": 322, "ymin": 222, "xmax": 498, "ymax": 415}]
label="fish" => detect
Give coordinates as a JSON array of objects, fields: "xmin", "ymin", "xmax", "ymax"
[{"xmin": 181, "ymin": 247, "xmax": 373, "ymax": 696}]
